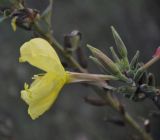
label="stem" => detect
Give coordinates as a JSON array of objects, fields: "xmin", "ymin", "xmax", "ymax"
[
  {"xmin": 103, "ymin": 93, "xmax": 153, "ymax": 140},
  {"xmin": 32, "ymin": 19, "xmax": 153, "ymax": 140},
  {"xmin": 125, "ymin": 113, "xmax": 153, "ymax": 140}
]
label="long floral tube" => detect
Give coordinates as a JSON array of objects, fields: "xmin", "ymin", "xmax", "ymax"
[{"xmin": 67, "ymin": 71, "xmax": 118, "ymax": 83}]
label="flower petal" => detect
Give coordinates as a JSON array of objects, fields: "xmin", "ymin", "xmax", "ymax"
[
  {"xmin": 28, "ymin": 88, "xmax": 62, "ymax": 120},
  {"xmin": 19, "ymin": 38, "xmax": 64, "ymax": 72},
  {"xmin": 21, "ymin": 71, "xmax": 67, "ymax": 119}
]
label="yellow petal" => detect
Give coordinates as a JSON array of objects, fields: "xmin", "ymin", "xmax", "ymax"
[
  {"xmin": 21, "ymin": 71, "xmax": 67, "ymax": 119},
  {"xmin": 19, "ymin": 38, "xmax": 64, "ymax": 73}
]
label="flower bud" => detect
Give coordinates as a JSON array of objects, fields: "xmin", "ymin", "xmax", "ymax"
[
  {"xmin": 87, "ymin": 44, "xmax": 129, "ymax": 82},
  {"xmin": 87, "ymin": 45, "xmax": 120, "ymax": 74},
  {"xmin": 111, "ymin": 26, "xmax": 128, "ymax": 58},
  {"xmin": 89, "ymin": 56, "xmax": 109, "ymax": 73},
  {"xmin": 111, "ymin": 26, "xmax": 130, "ymax": 70},
  {"xmin": 64, "ymin": 30, "xmax": 81, "ymax": 52}
]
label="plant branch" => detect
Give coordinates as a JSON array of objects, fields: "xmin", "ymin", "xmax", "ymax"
[
  {"xmin": 32, "ymin": 20, "xmax": 153, "ymax": 140},
  {"xmin": 104, "ymin": 93, "xmax": 153, "ymax": 140}
]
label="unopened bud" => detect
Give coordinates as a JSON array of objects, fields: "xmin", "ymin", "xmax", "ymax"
[
  {"xmin": 89, "ymin": 56, "xmax": 110, "ymax": 74},
  {"xmin": 64, "ymin": 30, "xmax": 81, "ymax": 52},
  {"xmin": 87, "ymin": 45, "xmax": 119, "ymax": 73},
  {"xmin": 87, "ymin": 44, "xmax": 129, "ymax": 82},
  {"xmin": 111, "ymin": 26, "xmax": 128, "ymax": 58}
]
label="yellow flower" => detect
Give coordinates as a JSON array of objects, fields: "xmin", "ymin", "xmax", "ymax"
[
  {"xmin": 19, "ymin": 38, "xmax": 118, "ymax": 120},
  {"xmin": 19, "ymin": 38, "xmax": 68, "ymax": 120}
]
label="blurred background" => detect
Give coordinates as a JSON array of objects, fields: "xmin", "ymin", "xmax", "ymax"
[{"xmin": 0, "ymin": 0, "xmax": 160, "ymax": 140}]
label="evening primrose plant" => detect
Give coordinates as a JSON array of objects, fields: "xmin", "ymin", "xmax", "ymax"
[
  {"xmin": 19, "ymin": 32, "xmax": 160, "ymax": 120},
  {"xmin": 2, "ymin": 1, "xmax": 160, "ymax": 139},
  {"xmin": 19, "ymin": 37, "xmax": 160, "ymax": 120}
]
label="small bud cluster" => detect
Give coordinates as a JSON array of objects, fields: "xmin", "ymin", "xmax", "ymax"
[{"xmin": 85, "ymin": 27, "xmax": 160, "ymax": 108}]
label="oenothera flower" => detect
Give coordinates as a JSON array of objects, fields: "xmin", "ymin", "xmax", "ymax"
[
  {"xmin": 19, "ymin": 38, "xmax": 69, "ymax": 119},
  {"xmin": 19, "ymin": 38, "xmax": 117, "ymax": 120}
]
